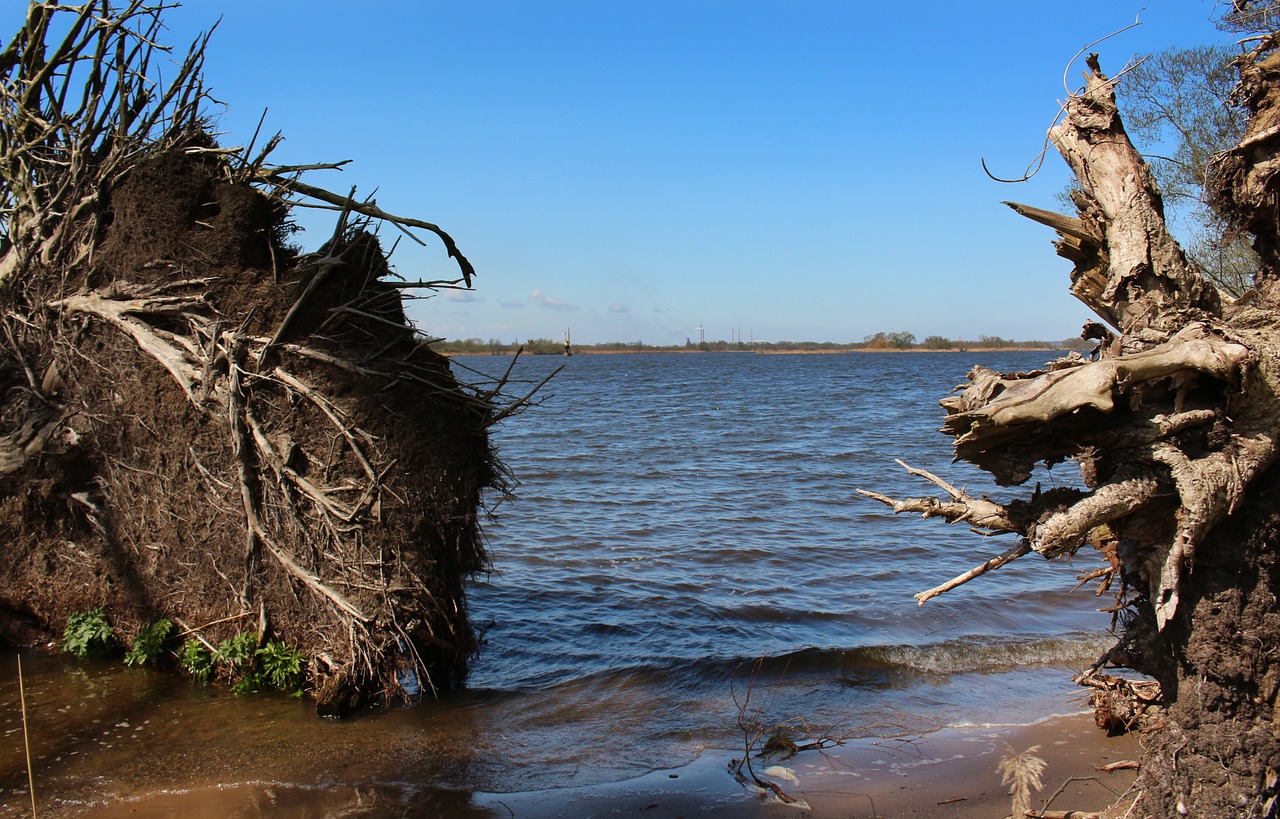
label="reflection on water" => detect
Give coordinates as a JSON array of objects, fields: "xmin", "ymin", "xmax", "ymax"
[
  {"xmin": 1, "ymin": 653, "xmax": 487, "ymax": 816},
  {"xmin": 1, "ymin": 352, "xmax": 1117, "ymax": 815}
]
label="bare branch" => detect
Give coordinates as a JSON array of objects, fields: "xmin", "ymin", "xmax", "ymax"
[
  {"xmin": 257, "ymin": 171, "xmax": 476, "ymax": 286},
  {"xmin": 913, "ymin": 542, "xmax": 1033, "ymax": 606}
]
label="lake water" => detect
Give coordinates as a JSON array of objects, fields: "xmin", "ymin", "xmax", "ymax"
[{"xmin": 0, "ymin": 351, "xmax": 1119, "ymax": 816}]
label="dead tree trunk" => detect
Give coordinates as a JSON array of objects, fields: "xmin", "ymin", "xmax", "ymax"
[{"xmin": 862, "ymin": 50, "xmax": 1280, "ymax": 816}]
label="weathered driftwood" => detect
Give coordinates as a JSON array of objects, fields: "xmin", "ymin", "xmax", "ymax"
[
  {"xmin": 863, "ymin": 55, "xmax": 1280, "ymax": 629},
  {"xmin": 911, "ymin": 542, "xmax": 1032, "ymax": 606},
  {"xmin": 864, "ymin": 37, "xmax": 1280, "ymax": 815},
  {"xmin": 1074, "ymin": 669, "xmax": 1162, "ymax": 734}
]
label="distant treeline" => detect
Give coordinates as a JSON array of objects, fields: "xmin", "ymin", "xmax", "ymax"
[{"xmin": 433, "ymin": 332, "xmax": 1094, "ymax": 355}]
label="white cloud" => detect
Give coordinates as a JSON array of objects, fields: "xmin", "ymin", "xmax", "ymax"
[
  {"xmin": 608, "ymin": 302, "xmax": 630, "ymax": 314},
  {"xmin": 441, "ymin": 289, "xmax": 482, "ymax": 303},
  {"xmin": 530, "ymin": 289, "xmax": 579, "ymax": 311}
]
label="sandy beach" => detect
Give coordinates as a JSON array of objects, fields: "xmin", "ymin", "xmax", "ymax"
[{"xmin": 470, "ymin": 712, "xmax": 1140, "ymax": 819}]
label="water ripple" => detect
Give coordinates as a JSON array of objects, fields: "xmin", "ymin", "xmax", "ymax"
[{"xmin": 460, "ymin": 351, "xmax": 1109, "ymax": 694}]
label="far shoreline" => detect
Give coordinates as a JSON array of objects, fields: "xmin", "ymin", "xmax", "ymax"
[{"xmin": 445, "ymin": 346, "xmax": 1068, "ymax": 357}]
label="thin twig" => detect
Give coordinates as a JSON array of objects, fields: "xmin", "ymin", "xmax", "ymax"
[
  {"xmin": 172, "ymin": 610, "xmax": 254, "ymax": 639},
  {"xmin": 18, "ymin": 655, "xmax": 37, "ymax": 818},
  {"xmin": 490, "ymin": 363, "xmax": 564, "ymax": 425},
  {"xmin": 257, "ymin": 172, "xmax": 475, "ymax": 285}
]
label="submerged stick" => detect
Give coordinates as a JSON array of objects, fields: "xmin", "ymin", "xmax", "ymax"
[
  {"xmin": 913, "ymin": 542, "xmax": 1032, "ymax": 605},
  {"xmin": 18, "ymin": 656, "xmax": 37, "ymax": 818}
]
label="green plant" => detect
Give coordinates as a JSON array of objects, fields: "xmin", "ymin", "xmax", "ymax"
[
  {"xmin": 257, "ymin": 639, "xmax": 306, "ymax": 693},
  {"xmin": 215, "ymin": 632, "xmax": 265, "ymax": 696},
  {"xmin": 124, "ymin": 618, "xmax": 174, "ymax": 667},
  {"xmin": 61, "ymin": 608, "xmax": 115, "ymax": 660},
  {"xmin": 180, "ymin": 631, "xmax": 306, "ymax": 696},
  {"xmin": 214, "ymin": 631, "xmax": 258, "ymax": 672},
  {"xmin": 179, "ymin": 637, "xmax": 215, "ymax": 683},
  {"xmin": 229, "ymin": 672, "xmax": 263, "ymax": 697}
]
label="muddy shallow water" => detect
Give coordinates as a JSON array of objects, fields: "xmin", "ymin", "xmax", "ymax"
[{"xmin": 0, "ymin": 652, "xmax": 484, "ymax": 815}]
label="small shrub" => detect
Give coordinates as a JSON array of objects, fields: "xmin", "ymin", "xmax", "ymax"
[
  {"xmin": 62, "ymin": 608, "xmax": 116, "ymax": 660},
  {"xmin": 258, "ymin": 639, "xmax": 306, "ymax": 693},
  {"xmin": 215, "ymin": 631, "xmax": 258, "ymax": 673},
  {"xmin": 124, "ymin": 618, "xmax": 174, "ymax": 667},
  {"xmin": 179, "ymin": 637, "xmax": 215, "ymax": 683},
  {"xmin": 215, "ymin": 632, "xmax": 263, "ymax": 696}
]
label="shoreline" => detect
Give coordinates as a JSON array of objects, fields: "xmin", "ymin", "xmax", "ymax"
[
  {"xmin": 473, "ymin": 711, "xmax": 1139, "ymax": 818},
  {"xmin": 444, "ymin": 346, "xmax": 1066, "ymax": 357},
  {"xmin": 83, "ymin": 712, "xmax": 1141, "ymax": 818}
]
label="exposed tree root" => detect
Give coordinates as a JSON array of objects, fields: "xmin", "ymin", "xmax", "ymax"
[
  {"xmin": 862, "ymin": 59, "xmax": 1280, "ymax": 627},
  {"xmin": 863, "ymin": 34, "xmax": 1280, "ymax": 816},
  {"xmin": 0, "ymin": 1, "xmax": 552, "ymax": 709}
]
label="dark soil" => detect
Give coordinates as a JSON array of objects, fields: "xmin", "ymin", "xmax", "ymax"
[
  {"xmin": 0, "ymin": 141, "xmax": 497, "ymax": 705},
  {"xmin": 1121, "ymin": 463, "xmax": 1280, "ymax": 816}
]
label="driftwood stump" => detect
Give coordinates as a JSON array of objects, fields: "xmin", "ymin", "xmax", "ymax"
[{"xmin": 863, "ymin": 48, "xmax": 1280, "ymax": 816}]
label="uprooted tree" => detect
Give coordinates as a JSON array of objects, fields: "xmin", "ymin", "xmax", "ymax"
[
  {"xmin": 0, "ymin": 1, "xmax": 542, "ymax": 711},
  {"xmin": 861, "ymin": 16, "xmax": 1280, "ymax": 819}
]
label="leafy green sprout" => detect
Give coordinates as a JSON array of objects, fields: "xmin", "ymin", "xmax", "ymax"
[
  {"xmin": 61, "ymin": 608, "xmax": 116, "ymax": 660},
  {"xmin": 179, "ymin": 637, "xmax": 215, "ymax": 683},
  {"xmin": 257, "ymin": 639, "xmax": 306, "ymax": 694},
  {"xmin": 123, "ymin": 618, "xmax": 174, "ymax": 667},
  {"xmin": 214, "ymin": 631, "xmax": 259, "ymax": 672},
  {"xmin": 215, "ymin": 632, "xmax": 260, "ymax": 695}
]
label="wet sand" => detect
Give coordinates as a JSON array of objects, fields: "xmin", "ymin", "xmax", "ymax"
[
  {"xmin": 79, "ymin": 712, "xmax": 1139, "ymax": 818},
  {"xmin": 472, "ymin": 712, "xmax": 1140, "ymax": 819}
]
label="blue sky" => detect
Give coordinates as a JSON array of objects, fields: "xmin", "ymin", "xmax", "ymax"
[{"xmin": 2, "ymin": 2, "xmax": 1241, "ymax": 344}]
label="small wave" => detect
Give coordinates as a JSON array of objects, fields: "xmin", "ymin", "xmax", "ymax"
[
  {"xmin": 947, "ymin": 709, "xmax": 1092, "ymax": 730},
  {"xmin": 854, "ymin": 634, "xmax": 1112, "ymax": 677},
  {"xmin": 500, "ymin": 632, "xmax": 1116, "ymax": 695},
  {"xmin": 748, "ymin": 634, "xmax": 1111, "ymax": 680}
]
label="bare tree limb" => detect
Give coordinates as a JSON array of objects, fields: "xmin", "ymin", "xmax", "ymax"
[
  {"xmin": 913, "ymin": 542, "xmax": 1032, "ymax": 606},
  {"xmin": 257, "ymin": 171, "xmax": 475, "ymax": 286}
]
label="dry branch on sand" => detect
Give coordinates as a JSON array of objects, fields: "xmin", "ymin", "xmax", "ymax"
[
  {"xmin": 727, "ymin": 658, "xmax": 856, "ymax": 807},
  {"xmin": 0, "ymin": 1, "xmax": 545, "ymax": 709},
  {"xmin": 861, "ymin": 29, "xmax": 1280, "ymax": 818}
]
